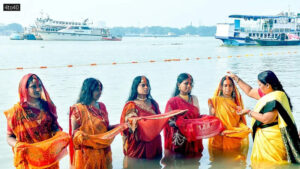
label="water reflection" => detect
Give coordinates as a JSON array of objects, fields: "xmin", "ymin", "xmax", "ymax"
[
  {"xmin": 161, "ymin": 150, "xmax": 201, "ymax": 169},
  {"xmin": 250, "ymin": 161, "xmax": 300, "ymax": 169},
  {"xmin": 123, "ymin": 156, "xmax": 162, "ymax": 169}
]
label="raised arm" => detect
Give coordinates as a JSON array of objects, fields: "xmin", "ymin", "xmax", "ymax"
[{"xmin": 227, "ymin": 71, "xmax": 260, "ymax": 100}]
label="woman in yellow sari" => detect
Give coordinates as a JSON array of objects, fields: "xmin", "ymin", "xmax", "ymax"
[
  {"xmin": 4, "ymin": 73, "xmax": 69, "ymax": 169},
  {"xmin": 69, "ymin": 78, "xmax": 124, "ymax": 169},
  {"xmin": 208, "ymin": 76, "xmax": 250, "ymax": 161},
  {"xmin": 229, "ymin": 70, "xmax": 300, "ymax": 164}
]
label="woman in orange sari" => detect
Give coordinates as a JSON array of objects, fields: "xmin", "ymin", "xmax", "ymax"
[
  {"xmin": 120, "ymin": 76, "xmax": 162, "ymax": 160},
  {"xmin": 163, "ymin": 73, "xmax": 203, "ymax": 157},
  {"xmin": 4, "ymin": 73, "xmax": 67, "ymax": 169},
  {"xmin": 208, "ymin": 76, "xmax": 250, "ymax": 161},
  {"xmin": 69, "ymin": 78, "xmax": 121, "ymax": 169}
]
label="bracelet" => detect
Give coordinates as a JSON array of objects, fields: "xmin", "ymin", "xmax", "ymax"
[{"xmin": 236, "ymin": 77, "xmax": 240, "ymax": 83}]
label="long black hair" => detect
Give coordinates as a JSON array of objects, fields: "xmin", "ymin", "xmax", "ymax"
[
  {"xmin": 173, "ymin": 73, "xmax": 193, "ymax": 97},
  {"xmin": 219, "ymin": 76, "xmax": 236, "ymax": 99},
  {"xmin": 127, "ymin": 76, "xmax": 159, "ymax": 113},
  {"xmin": 258, "ymin": 70, "xmax": 293, "ymax": 111},
  {"xmin": 77, "ymin": 78, "xmax": 103, "ymax": 105}
]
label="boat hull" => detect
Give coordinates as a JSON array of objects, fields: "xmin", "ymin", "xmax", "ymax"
[
  {"xmin": 215, "ymin": 36, "xmax": 257, "ymax": 46},
  {"xmin": 38, "ymin": 31, "xmax": 103, "ymax": 41},
  {"xmin": 256, "ymin": 39, "xmax": 300, "ymax": 46}
]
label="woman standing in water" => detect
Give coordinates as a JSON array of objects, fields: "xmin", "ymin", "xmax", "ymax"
[
  {"xmin": 164, "ymin": 73, "xmax": 203, "ymax": 157},
  {"xmin": 69, "ymin": 78, "xmax": 123, "ymax": 169},
  {"xmin": 208, "ymin": 75, "xmax": 250, "ymax": 161},
  {"xmin": 4, "ymin": 73, "xmax": 68, "ymax": 169},
  {"xmin": 120, "ymin": 76, "xmax": 162, "ymax": 168},
  {"xmin": 229, "ymin": 70, "xmax": 300, "ymax": 164}
]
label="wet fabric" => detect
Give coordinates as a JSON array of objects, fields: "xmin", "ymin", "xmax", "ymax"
[
  {"xmin": 176, "ymin": 114, "xmax": 225, "ymax": 141},
  {"xmin": 208, "ymin": 79, "xmax": 250, "ymax": 160},
  {"xmin": 69, "ymin": 103, "xmax": 126, "ymax": 169},
  {"xmin": 120, "ymin": 101, "xmax": 162, "ymax": 159},
  {"xmin": 128, "ymin": 109, "xmax": 187, "ymax": 142},
  {"xmin": 14, "ymin": 131, "xmax": 70, "ymax": 168},
  {"xmin": 251, "ymin": 91, "xmax": 300, "ymax": 163},
  {"xmin": 164, "ymin": 97, "xmax": 205, "ymax": 156},
  {"xmin": 4, "ymin": 74, "xmax": 64, "ymax": 169}
]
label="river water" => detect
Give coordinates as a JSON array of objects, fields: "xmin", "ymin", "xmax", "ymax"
[{"xmin": 0, "ymin": 36, "xmax": 299, "ymax": 168}]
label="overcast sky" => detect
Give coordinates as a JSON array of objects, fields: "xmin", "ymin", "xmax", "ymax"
[{"xmin": 1, "ymin": 0, "xmax": 300, "ymax": 27}]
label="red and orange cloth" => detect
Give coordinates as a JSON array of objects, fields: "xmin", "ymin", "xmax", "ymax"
[
  {"xmin": 4, "ymin": 73, "xmax": 67, "ymax": 169},
  {"xmin": 69, "ymin": 103, "xmax": 127, "ymax": 169}
]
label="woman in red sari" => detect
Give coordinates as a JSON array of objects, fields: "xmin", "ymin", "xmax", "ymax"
[
  {"xmin": 4, "ymin": 73, "xmax": 67, "ymax": 169},
  {"xmin": 69, "ymin": 78, "xmax": 121, "ymax": 169},
  {"xmin": 164, "ymin": 73, "xmax": 203, "ymax": 157},
  {"xmin": 120, "ymin": 76, "xmax": 162, "ymax": 167}
]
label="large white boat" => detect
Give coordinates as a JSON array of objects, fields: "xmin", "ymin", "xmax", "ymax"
[
  {"xmin": 215, "ymin": 12, "xmax": 300, "ymax": 46},
  {"xmin": 35, "ymin": 15, "xmax": 110, "ymax": 41},
  {"xmin": 38, "ymin": 25, "xmax": 107, "ymax": 41}
]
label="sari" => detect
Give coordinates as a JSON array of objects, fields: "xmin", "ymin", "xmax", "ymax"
[
  {"xmin": 120, "ymin": 101, "xmax": 162, "ymax": 159},
  {"xmin": 208, "ymin": 79, "xmax": 250, "ymax": 160},
  {"xmin": 69, "ymin": 102, "xmax": 126, "ymax": 169},
  {"xmin": 4, "ymin": 73, "xmax": 66, "ymax": 169},
  {"xmin": 164, "ymin": 96, "xmax": 203, "ymax": 156},
  {"xmin": 251, "ymin": 91, "xmax": 300, "ymax": 164}
]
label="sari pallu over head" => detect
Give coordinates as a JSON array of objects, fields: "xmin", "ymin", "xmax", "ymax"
[
  {"xmin": 252, "ymin": 91, "xmax": 300, "ymax": 163},
  {"xmin": 18, "ymin": 73, "xmax": 62, "ymax": 131},
  {"xmin": 208, "ymin": 76, "xmax": 251, "ymax": 138},
  {"xmin": 4, "ymin": 73, "xmax": 66, "ymax": 168}
]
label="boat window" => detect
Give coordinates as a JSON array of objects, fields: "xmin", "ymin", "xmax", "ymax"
[{"xmin": 81, "ymin": 27, "xmax": 91, "ymax": 30}]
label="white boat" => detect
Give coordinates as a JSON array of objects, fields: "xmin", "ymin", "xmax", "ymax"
[
  {"xmin": 215, "ymin": 12, "xmax": 300, "ymax": 46},
  {"xmin": 35, "ymin": 14, "xmax": 110, "ymax": 41},
  {"xmin": 10, "ymin": 33, "xmax": 24, "ymax": 40},
  {"xmin": 39, "ymin": 26, "xmax": 105, "ymax": 41}
]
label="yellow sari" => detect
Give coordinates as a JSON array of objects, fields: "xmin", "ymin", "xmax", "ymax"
[
  {"xmin": 251, "ymin": 91, "xmax": 300, "ymax": 164},
  {"xmin": 208, "ymin": 97, "xmax": 250, "ymax": 160},
  {"xmin": 208, "ymin": 77, "xmax": 250, "ymax": 160}
]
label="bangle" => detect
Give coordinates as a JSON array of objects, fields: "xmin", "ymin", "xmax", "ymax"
[{"xmin": 236, "ymin": 77, "xmax": 240, "ymax": 83}]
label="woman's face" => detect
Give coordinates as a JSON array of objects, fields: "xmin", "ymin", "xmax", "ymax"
[
  {"xmin": 92, "ymin": 86, "xmax": 101, "ymax": 101},
  {"xmin": 178, "ymin": 79, "xmax": 192, "ymax": 95},
  {"xmin": 222, "ymin": 80, "xmax": 233, "ymax": 97},
  {"xmin": 258, "ymin": 80, "xmax": 272, "ymax": 94},
  {"xmin": 137, "ymin": 81, "xmax": 149, "ymax": 95},
  {"xmin": 27, "ymin": 78, "xmax": 42, "ymax": 99}
]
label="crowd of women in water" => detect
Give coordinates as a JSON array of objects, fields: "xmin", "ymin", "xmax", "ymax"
[{"xmin": 3, "ymin": 70, "xmax": 300, "ymax": 169}]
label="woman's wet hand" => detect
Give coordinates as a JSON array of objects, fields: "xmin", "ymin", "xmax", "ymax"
[{"xmin": 237, "ymin": 109, "xmax": 251, "ymax": 116}]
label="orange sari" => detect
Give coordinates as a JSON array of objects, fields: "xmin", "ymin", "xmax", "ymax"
[
  {"xmin": 69, "ymin": 103, "xmax": 126, "ymax": 169},
  {"xmin": 4, "ymin": 74, "xmax": 66, "ymax": 169}
]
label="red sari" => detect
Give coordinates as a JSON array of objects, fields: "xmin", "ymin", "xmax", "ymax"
[
  {"xmin": 164, "ymin": 96, "xmax": 203, "ymax": 156},
  {"xmin": 120, "ymin": 101, "xmax": 162, "ymax": 159}
]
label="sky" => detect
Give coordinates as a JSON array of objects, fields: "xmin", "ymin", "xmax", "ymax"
[{"xmin": 1, "ymin": 0, "xmax": 300, "ymax": 27}]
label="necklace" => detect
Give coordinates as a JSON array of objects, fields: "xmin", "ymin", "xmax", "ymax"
[
  {"xmin": 28, "ymin": 101, "xmax": 41, "ymax": 109},
  {"xmin": 136, "ymin": 96, "xmax": 147, "ymax": 101},
  {"xmin": 179, "ymin": 94, "xmax": 190, "ymax": 102}
]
